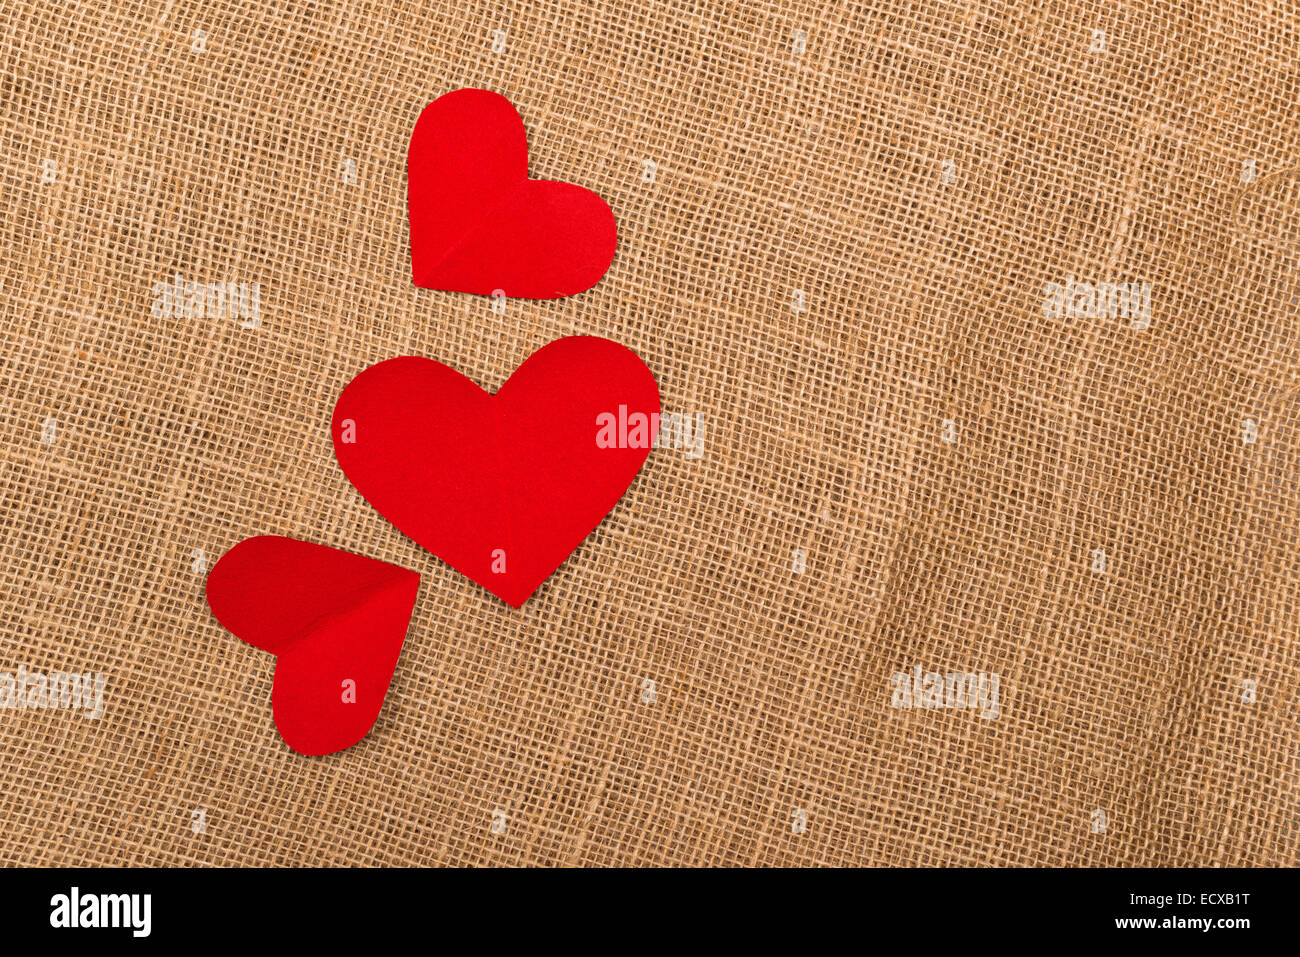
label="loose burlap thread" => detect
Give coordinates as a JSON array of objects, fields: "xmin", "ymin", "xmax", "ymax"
[{"xmin": 1, "ymin": 0, "xmax": 1297, "ymax": 866}]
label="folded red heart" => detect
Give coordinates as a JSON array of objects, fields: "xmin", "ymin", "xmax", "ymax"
[
  {"xmin": 206, "ymin": 536, "xmax": 420, "ymax": 755},
  {"xmin": 408, "ymin": 88, "xmax": 618, "ymax": 298},
  {"xmin": 332, "ymin": 336, "xmax": 659, "ymax": 607}
]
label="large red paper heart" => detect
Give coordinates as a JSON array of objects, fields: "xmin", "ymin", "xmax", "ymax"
[
  {"xmin": 332, "ymin": 336, "xmax": 658, "ymax": 607},
  {"xmin": 206, "ymin": 536, "xmax": 420, "ymax": 755},
  {"xmin": 408, "ymin": 88, "xmax": 617, "ymax": 298}
]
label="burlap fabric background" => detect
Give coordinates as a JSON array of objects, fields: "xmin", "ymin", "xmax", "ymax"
[{"xmin": 1, "ymin": 0, "xmax": 1297, "ymax": 867}]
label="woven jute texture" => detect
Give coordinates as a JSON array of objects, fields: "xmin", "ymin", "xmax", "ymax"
[{"xmin": 1, "ymin": 0, "xmax": 1298, "ymax": 867}]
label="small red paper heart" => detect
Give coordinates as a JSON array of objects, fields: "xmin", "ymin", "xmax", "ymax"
[
  {"xmin": 408, "ymin": 88, "xmax": 617, "ymax": 299},
  {"xmin": 206, "ymin": 536, "xmax": 420, "ymax": 755},
  {"xmin": 332, "ymin": 336, "xmax": 659, "ymax": 607}
]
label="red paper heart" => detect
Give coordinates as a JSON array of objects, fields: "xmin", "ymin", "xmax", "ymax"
[
  {"xmin": 206, "ymin": 536, "xmax": 420, "ymax": 755},
  {"xmin": 332, "ymin": 336, "xmax": 658, "ymax": 607},
  {"xmin": 408, "ymin": 88, "xmax": 617, "ymax": 298}
]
